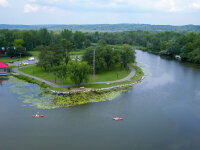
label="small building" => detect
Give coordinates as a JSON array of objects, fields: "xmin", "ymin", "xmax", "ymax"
[
  {"xmin": 1, "ymin": 47, "xmax": 6, "ymax": 55},
  {"xmin": 0, "ymin": 62, "xmax": 8, "ymax": 73}
]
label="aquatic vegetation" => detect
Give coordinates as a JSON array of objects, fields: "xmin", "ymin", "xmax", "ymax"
[
  {"xmin": 8, "ymin": 76, "xmax": 129, "ymax": 109},
  {"xmin": 53, "ymin": 89, "xmax": 126, "ymax": 107},
  {"xmin": 8, "ymin": 77, "xmax": 59, "ymax": 109}
]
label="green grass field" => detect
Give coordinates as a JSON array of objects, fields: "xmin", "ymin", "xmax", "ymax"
[
  {"xmin": 84, "ymin": 64, "xmax": 144, "ymax": 88},
  {"xmin": 19, "ymin": 64, "xmax": 130, "ymax": 85}
]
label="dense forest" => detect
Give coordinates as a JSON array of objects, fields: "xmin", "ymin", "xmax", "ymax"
[
  {"xmin": 0, "ymin": 24, "xmax": 200, "ymax": 32},
  {"xmin": 0, "ymin": 28, "xmax": 200, "ymax": 64}
]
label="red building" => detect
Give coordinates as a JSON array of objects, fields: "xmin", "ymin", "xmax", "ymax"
[{"xmin": 0, "ymin": 62, "xmax": 8, "ymax": 73}]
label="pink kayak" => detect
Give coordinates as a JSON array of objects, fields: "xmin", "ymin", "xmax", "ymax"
[
  {"xmin": 32, "ymin": 115, "xmax": 44, "ymax": 118},
  {"xmin": 113, "ymin": 117, "xmax": 123, "ymax": 121}
]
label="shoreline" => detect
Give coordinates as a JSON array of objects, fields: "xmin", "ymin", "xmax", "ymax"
[{"xmin": 11, "ymin": 64, "xmax": 144, "ymax": 107}]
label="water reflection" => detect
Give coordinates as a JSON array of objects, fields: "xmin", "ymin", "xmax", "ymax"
[
  {"xmin": 144, "ymin": 73, "xmax": 174, "ymax": 89},
  {"xmin": 0, "ymin": 77, "xmax": 9, "ymax": 85}
]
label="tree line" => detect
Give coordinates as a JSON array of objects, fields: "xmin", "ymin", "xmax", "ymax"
[
  {"xmin": 0, "ymin": 28, "xmax": 199, "ymax": 64},
  {"xmin": 0, "ymin": 28, "xmax": 90, "ymax": 58}
]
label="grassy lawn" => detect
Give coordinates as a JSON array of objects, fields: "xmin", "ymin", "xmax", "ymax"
[
  {"xmin": 84, "ymin": 64, "xmax": 144, "ymax": 89},
  {"xmin": 89, "ymin": 64, "xmax": 130, "ymax": 82},
  {"xmin": 0, "ymin": 51, "xmax": 39, "ymax": 63},
  {"xmin": 30, "ymin": 51, "xmax": 40, "ymax": 58},
  {"xmin": 19, "ymin": 64, "xmax": 130, "ymax": 85},
  {"xmin": 69, "ymin": 50, "xmax": 86, "ymax": 56}
]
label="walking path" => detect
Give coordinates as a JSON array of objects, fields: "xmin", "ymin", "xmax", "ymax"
[{"xmin": 13, "ymin": 65, "xmax": 135, "ymax": 88}]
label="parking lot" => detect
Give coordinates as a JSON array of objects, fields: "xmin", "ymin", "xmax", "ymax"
[{"xmin": 8, "ymin": 58, "xmax": 39, "ymax": 66}]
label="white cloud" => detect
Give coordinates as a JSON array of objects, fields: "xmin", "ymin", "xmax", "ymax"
[
  {"xmin": 24, "ymin": 3, "xmax": 70, "ymax": 14},
  {"xmin": 28, "ymin": 0, "xmax": 36, "ymax": 2},
  {"xmin": 24, "ymin": 4, "xmax": 39, "ymax": 13},
  {"xmin": 42, "ymin": 6, "xmax": 56, "ymax": 12},
  {"xmin": 192, "ymin": 2, "xmax": 200, "ymax": 9},
  {"xmin": 0, "ymin": 0, "xmax": 9, "ymax": 7}
]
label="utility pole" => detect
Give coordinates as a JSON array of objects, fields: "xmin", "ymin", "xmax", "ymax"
[
  {"xmin": 93, "ymin": 48, "xmax": 95, "ymax": 80},
  {"xmin": 18, "ymin": 53, "xmax": 22, "ymax": 69}
]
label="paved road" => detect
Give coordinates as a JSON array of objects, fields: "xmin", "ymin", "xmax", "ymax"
[
  {"xmin": 8, "ymin": 59, "xmax": 39, "ymax": 66},
  {"xmin": 13, "ymin": 64, "xmax": 136, "ymax": 88}
]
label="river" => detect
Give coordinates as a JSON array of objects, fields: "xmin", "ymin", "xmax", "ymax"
[{"xmin": 0, "ymin": 50, "xmax": 200, "ymax": 150}]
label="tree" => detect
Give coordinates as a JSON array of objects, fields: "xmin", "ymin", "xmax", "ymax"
[
  {"xmin": 73, "ymin": 31, "xmax": 86, "ymax": 49},
  {"xmin": 37, "ymin": 46, "xmax": 52, "ymax": 71},
  {"xmin": 60, "ymin": 39, "xmax": 75, "ymax": 65},
  {"xmin": 38, "ymin": 28, "xmax": 50, "ymax": 46},
  {"xmin": 67, "ymin": 61, "xmax": 90, "ymax": 86},
  {"xmin": 61, "ymin": 29, "xmax": 73, "ymax": 41},
  {"xmin": 57, "ymin": 63, "xmax": 68, "ymax": 85},
  {"xmin": 14, "ymin": 39, "xmax": 24, "ymax": 47},
  {"xmin": 84, "ymin": 39, "xmax": 91, "ymax": 48},
  {"xmin": 102, "ymin": 45, "xmax": 114, "ymax": 70},
  {"xmin": 120, "ymin": 44, "xmax": 136, "ymax": 68}
]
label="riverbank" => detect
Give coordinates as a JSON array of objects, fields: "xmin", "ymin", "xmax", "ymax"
[
  {"xmin": 12, "ymin": 63, "xmax": 144, "ymax": 107},
  {"xmin": 135, "ymin": 46, "xmax": 200, "ymax": 64}
]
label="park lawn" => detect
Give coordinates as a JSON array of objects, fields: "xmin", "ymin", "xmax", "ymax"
[
  {"xmin": 0, "ymin": 51, "xmax": 39, "ymax": 63},
  {"xmin": 69, "ymin": 50, "xmax": 86, "ymax": 56},
  {"xmin": 84, "ymin": 63, "xmax": 144, "ymax": 89},
  {"xmin": 89, "ymin": 64, "xmax": 130, "ymax": 82},
  {"xmin": 19, "ymin": 64, "xmax": 131, "ymax": 85},
  {"xmin": 19, "ymin": 65, "xmax": 74, "ymax": 85},
  {"xmin": 30, "ymin": 51, "xmax": 40, "ymax": 58}
]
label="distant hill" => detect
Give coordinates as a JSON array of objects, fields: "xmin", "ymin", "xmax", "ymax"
[{"xmin": 0, "ymin": 24, "xmax": 200, "ymax": 32}]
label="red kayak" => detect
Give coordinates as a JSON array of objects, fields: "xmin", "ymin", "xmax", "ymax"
[
  {"xmin": 32, "ymin": 115, "xmax": 44, "ymax": 118},
  {"xmin": 113, "ymin": 117, "xmax": 123, "ymax": 121}
]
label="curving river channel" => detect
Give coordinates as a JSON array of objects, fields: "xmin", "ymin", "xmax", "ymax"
[{"xmin": 0, "ymin": 50, "xmax": 200, "ymax": 150}]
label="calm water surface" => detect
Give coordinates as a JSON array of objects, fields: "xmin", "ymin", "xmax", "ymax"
[{"xmin": 0, "ymin": 50, "xmax": 200, "ymax": 150}]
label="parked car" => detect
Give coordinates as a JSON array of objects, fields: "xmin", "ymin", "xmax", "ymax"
[
  {"xmin": 20, "ymin": 62, "xmax": 29, "ymax": 66},
  {"xmin": 28, "ymin": 57, "xmax": 35, "ymax": 61},
  {"xmin": 8, "ymin": 61, "xmax": 14, "ymax": 63}
]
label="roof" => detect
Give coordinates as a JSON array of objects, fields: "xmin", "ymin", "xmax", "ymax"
[{"xmin": 0, "ymin": 62, "xmax": 8, "ymax": 68}]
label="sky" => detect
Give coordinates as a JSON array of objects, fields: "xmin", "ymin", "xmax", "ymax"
[{"xmin": 0, "ymin": 0, "xmax": 200, "ymax": 25}]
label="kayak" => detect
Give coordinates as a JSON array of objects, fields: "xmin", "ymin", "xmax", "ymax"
[
  {"xmin": 113, "ymin": 117, "xmax": 123, "ymax": 121},
  {"xmin": 32, "ymin": 115, "xmax": 44, "ymax": 118}
]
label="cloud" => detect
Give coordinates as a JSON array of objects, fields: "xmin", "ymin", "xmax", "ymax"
[
  {"xmin": 0, "ymin": 0, "xmax": 9, "ymax": 7},
  {"xmin": 24, "ymin": 0, "xmax": 200, "ymax": 13},
  {"xmin": 28, "ymin": 0, "xmax": 36, "ymax": 2},
  {"xmin": 24, "ymin": 3, "xmax": 70, "ymax": 14},
  {"xmin": 192, "ymin": 2, "xmax": 200, "ymax": 9},
  {"xmin": 24, "ymin": 4, "xmax": 39, "ymax": 13}
]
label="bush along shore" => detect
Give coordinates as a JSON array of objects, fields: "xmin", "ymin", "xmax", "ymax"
[{"xmin": 13, "ymin": 64, "xmax": 144, "ymax": 107}]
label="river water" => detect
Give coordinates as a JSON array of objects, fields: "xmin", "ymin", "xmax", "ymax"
[{"xmin": 0, "ymin": 50, "xmax": 200, "ymax": 150}]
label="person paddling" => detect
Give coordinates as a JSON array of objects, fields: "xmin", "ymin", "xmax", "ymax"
[{"xmin": 35, "ymin": 112, "xmax": 39, "ymax": 117}]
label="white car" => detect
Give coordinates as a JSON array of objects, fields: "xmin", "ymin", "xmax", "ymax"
[{"xmin": 28, "ymin": 57, "xmax": 35, "ymax": 61}]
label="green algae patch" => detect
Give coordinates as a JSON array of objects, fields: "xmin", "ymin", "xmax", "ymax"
[
  {"xmin": 53, "ymin": 89, "xmax": 127, "ymax": 107},
  {"xmin": 8, "ymin": 76, "xmax": 129, "ymax": 109},
  {"xmin": 8, "ymin": 77, "xmax": 59, "ymax": 109}
]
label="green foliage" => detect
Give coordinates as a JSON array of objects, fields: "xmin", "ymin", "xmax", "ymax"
[
  {"xmin": 1, "ymin": 28, "xmax": 199, "ymax": 64},
  {"xmin": 14, "ymin": 39, "xmax": 24, "ymax": 46},
  {"xmin": 67, "ymin": 61, "xmax": 91, "ymax": 86},
  {"xmin": 53, "ymin": 63, "xmax": 68, "ymax": 85},
  {"xmin": 73, "ymin": 31, "xmax": 86, "ymax": 49},
  {"xmin": 120, "ymin": 44, "xmax": 136, "ymax": 68},
  {"xmin": 83, "ymin": 44, "xmax": 136, "ymax": 72}
]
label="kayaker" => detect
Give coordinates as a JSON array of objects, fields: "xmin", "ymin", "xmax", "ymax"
[{"xmin": 35, "ymin": 112, "xmax": 39, "ymax": 117}]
